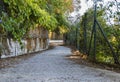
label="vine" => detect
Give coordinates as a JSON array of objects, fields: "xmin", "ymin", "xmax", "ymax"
[{"xmin": 0, "ymin": 0, "xmax": 58, "ymax": 43}]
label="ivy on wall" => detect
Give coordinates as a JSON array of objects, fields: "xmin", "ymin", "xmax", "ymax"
[{"xmin": 0, "ymin": 0, "xmax": 73, "ymax": 43}]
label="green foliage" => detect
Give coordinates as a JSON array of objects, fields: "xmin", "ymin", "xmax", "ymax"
[
  {"xmin": 45, "ymin": 0, "xmax": 73, "ymax": 34},
  {"xmin": 65, "ymin": 6, "xmax": 120, "ymax": 64},
  {"xmin": 0, "ymin": 0, "xmax": 72, "ymax": 43},
  {"xmin": 79, "ymin": 8, "xmax": 120, "ymax": 64},
  {"xmin": 84, "ymin": 7, "xmax": 119, "ymax": 64}
]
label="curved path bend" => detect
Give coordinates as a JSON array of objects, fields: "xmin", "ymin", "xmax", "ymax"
[{"xmin": 0, "ymin": 46, "xmax": 120, "ymax": 82}]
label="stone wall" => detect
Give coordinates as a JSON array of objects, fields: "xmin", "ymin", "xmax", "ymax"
[{"xmin": 0, "ymin": 27, "xmax": 49, "ymax": 58}]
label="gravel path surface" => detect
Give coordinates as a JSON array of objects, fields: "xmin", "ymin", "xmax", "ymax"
[{"xmin": 0, "ymin": 46, "xmax": 120, "ymax": 82}]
